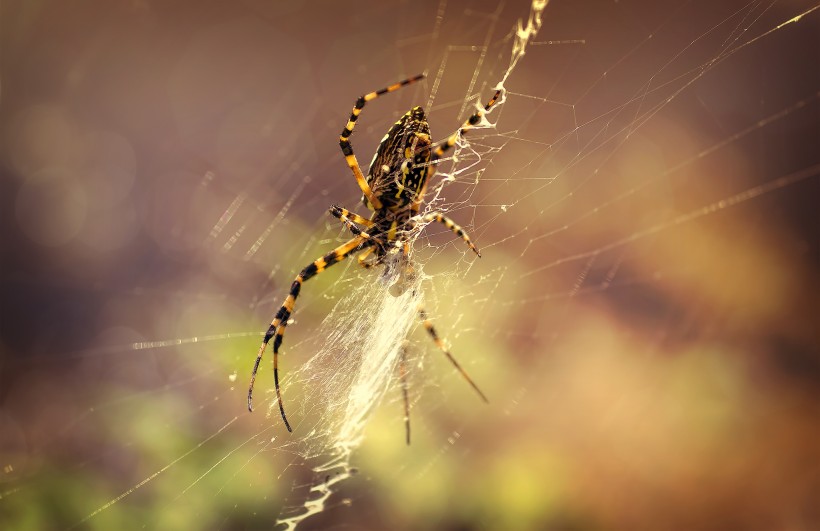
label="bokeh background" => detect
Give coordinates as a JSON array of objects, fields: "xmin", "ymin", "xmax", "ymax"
[{"xmin": 1, "ymin": 0, "xmax": 819, "ymax": 529}]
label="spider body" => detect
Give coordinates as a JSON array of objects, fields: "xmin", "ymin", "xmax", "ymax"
[
  {"xmin": 357, "ymin": 106, "xmax": 435, "ymax": 272},
  {"xmin": 250, "ymin": 73, "xmax": 500, "ymax": 442},
  {"xmin": 364, "ymin": 106, "xmax": 432, "ymax": 212}
]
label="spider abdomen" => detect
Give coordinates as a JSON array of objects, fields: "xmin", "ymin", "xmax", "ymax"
[{"xmin": 364, "ymin": 106, "xmax": 432, "ymax": 210}]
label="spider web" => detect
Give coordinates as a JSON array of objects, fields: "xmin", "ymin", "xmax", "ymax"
[{"xmin": 1, "ymin": 0, "xmax": 819, "ymax": 529}]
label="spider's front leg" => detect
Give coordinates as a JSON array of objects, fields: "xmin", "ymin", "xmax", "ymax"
[{"xmin": 248, "ymin": 235, "xmax": 370, "ymax": 431}]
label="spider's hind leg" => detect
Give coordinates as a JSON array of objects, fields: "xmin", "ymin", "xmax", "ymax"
[
  {"xmin": 417, "ymin": 306, "xmax": 488, "ymax": 403},
  {"xmin": 398, "ymin": 340, "xmax": 412, "ymax": 445}
]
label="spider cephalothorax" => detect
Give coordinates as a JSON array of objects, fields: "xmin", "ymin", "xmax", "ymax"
[{"xmin": 249, "ymin": 73, "xmax": 500, "ymax": 443}]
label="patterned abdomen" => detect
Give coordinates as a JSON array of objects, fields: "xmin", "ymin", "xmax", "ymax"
[{"xmin": 363, "ymin": 106, "xmax": 432, "ymax": 211}]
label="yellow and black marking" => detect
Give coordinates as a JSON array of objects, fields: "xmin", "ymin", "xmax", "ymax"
[
  {"xmin": 365, "ymin": 106, "xmax": 431, "ymax": 211},
  {"xmin": 357, "ymin": 246, "xmax": 377, "ymax": 269},
  {"xmin": 418, "ymin": 307, "xmax": 488, "ymax": 403},
  {"xmin": 248, "ymin": 235, "xmax": 369, "ymax": 430},
  {"xmin": 330, "ymin": 204, "xmax": 374, "ymax": 238},
  {"xmin": 330, "ymin": 205, "xmax": 373, "ymax": 226},
  {"xmin": 422, "ymin": 212, "xmax": 481, "ymax": 257},
  {"xmin": 432, "ymin": 88, "xmax": 503, "ymax": 161},
  {"xmin": 339, "ymin": 74, "xmax": 425, "ymax": 211},
  {"xmin": 410, "ymin": 176, "xmax": 430, "ymax": 214}
]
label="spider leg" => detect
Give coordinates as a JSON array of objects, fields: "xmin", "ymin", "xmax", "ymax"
[
  {"xmin": 330, "ymin": 205, "xmax": 374, "ymax": 226},
  {"xmin": 418, "ymin": 306, "xmax": 488, "ymax": 403},
  {"xmin": 431, "ymin": 89, "xmax": 503, "ymax": 163},
  {"xmin": 399, "ymin": 340, "xmax": 411, "ymax": 445},
  {"xmin": 248, "ymin": 236, "xmax": 371, "ymax": 431},
  {"xmin": 339, "ymin": 74, "xmax": 425, "ymax": 210},
  {"xmin": 330, "ymin": 205, "xmax": 374, "ymax": 238},
  {"xmin": 410, "ymin": 89, "xmax": 502, "ymax": 215},
  {"xmin": 417, "ymin": 212, "xmax": 481, "ymax": 257},
  {"xmin": 357, "ymin": 246, "xmax": 378, "ymax": 269}
]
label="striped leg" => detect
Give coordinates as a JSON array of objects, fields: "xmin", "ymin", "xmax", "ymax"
[
  {"xmin": 339, "ymin": 74, "xmax": 425, "ymax": 210},
  {"xmin": 399, "ymin": 340, "xmax": 411, "ymax": 445},
  {"xmin": 330, "ymin": 205, "xmax": 374, "ymax": 238},
  {"xmin": 357, "ymin": 246, "xmax": 378, "ymax": 269},
  {"xmin": 418, "ymin": 306, "xmax": 488, "ymax": 403},
  {"xmin": 248, "ymin": 236, "xmax": 370, "ymax": 431},
  {"xmin": 431, "ymin": 89, "xmax": 503, "ymax": 163},
  {"xmin": 410, "ymin": 89, "xmax": 502, "ymax": 215},
  {"xmin": 420, "ymin": 212, "xmax": 481, "ymax": 257}
]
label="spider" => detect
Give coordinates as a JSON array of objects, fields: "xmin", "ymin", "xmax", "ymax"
[{"xmin": 248, "ymin": 73, "xmax": 500, "ymax": 443}]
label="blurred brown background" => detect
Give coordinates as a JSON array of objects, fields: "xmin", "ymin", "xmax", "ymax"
[{"xmin": 1, "ymin": 0, "xmax": 819, "ymax": 529}]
